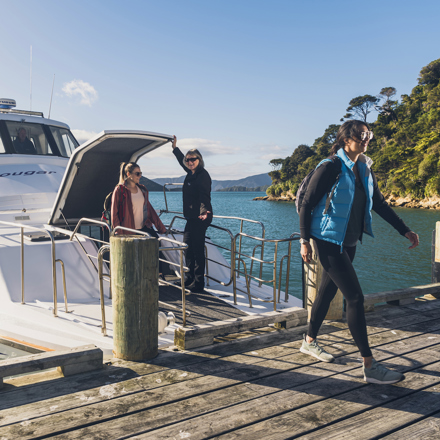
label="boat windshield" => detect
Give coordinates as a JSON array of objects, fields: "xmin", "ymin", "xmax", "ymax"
[{"xmin": 2, "ymin": 121, "xmax": 79, "ymax": 158}]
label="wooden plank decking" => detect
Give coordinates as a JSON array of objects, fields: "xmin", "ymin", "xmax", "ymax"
[{"xmin": 1, "ymin": 297, "xmax": 440, "ymax": 439}]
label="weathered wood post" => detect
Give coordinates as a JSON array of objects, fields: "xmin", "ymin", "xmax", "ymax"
[
  {"xmin": 303, "ymin": 238, "xmax": 343, "ymax": 320},
  {"xmin": 429, "ymin": 222, "xmax": 440, "ymax": 299},
  {"xmin": 110, "ymin": 235, "xmax": 159, "ymax": 360}
]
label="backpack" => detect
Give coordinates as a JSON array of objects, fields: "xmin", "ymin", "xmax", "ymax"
[
  {"xmin": 101, "ymin": 192, "xmax": 113, "ymax": 227},
  {"xmin": 101, "ymin": 185, "xmax": 127, "ymax": 228},
  {"xmin": 295, "ymin": 155, "xmax": 342, "ymax": 214}
]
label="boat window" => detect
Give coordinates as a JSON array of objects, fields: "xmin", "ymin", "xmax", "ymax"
[
  {"xmin": 6, "ymin": 121, "xmax": 54, "ymax": 156},
  {"xmin": 0, "ymin": 136, "xmax": 5, "ymax": 153},
  {"xmin": 49, "ymin": 126, "xmax": 79, "ymax": 157}
]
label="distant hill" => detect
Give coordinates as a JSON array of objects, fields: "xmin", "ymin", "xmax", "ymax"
[
  {"xmin": 152, "ymin": 173, "xmax": 271, "ymax": 191},
  {"xmin": 140, "ymin": 176, "xmax": 165, "ymax": 191}
]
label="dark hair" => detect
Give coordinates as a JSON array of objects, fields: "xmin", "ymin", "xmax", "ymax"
[
  {"xmin": 119, "ymin": 162, "xmax": 139, "ymax": 184},
  {"xmin": 184, "ymin": 148, "xmax": 205, "ymax": 169},
  {"xmin": 331, "ymin": 120, "xmax": 370, "ymax": 155}
]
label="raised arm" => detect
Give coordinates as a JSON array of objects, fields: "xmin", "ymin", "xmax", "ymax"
[{"xmin": 172, "ymin": 135, "xmax": 190, "ymax": 173}]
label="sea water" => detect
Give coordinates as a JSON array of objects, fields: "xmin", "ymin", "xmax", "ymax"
[{"xmin": 149, "ymin": 191, "xmax": 437, "ymax": 300}]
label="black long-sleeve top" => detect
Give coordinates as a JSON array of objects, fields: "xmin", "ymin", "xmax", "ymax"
[
  {"xmin": 299, "ymin": 160, "xmax": 411, "ymax": 242},
  {"xmin": 173, "ymin": 147, "xmax": 213, "ymax": 219}
]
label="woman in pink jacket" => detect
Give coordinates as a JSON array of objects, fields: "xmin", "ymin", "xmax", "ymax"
[{"xmin": 111, "ymin": 162, "xmax": 166, "ymax": 237}]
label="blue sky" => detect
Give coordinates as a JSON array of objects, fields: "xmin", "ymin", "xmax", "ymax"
[{"xmin": 1, "ymin": 0, "xmax": 440, "ymax": 180}]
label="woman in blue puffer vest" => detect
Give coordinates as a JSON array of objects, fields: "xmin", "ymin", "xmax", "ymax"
[{"xmin": 299, "ymin": 120, "xmax": 419, "ymax": 385}]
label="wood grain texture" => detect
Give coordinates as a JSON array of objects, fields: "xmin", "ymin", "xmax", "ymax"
[{"xmin": 111, "ymin": 235, "xmax": 159, "ymax": 360}]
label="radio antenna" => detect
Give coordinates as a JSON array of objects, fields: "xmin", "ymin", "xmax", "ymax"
[
  {"xmin": 30, "ymin": 46, "xmax": 32, "ymax": 110},
  {"xmin": 48, "ymin": 74, "xmax": 55, "ymax": 118}
]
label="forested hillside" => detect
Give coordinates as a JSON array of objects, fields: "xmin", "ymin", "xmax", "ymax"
[{"xmin": 267, "ymin": 59, "xmax": 440, "ymax": 201}]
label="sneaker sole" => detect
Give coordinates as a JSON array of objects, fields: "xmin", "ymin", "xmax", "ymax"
[
  {"xmin": 300, "ymin": 346, "xmax": 334, "ymax": 363},
  {"xmin": 363, "ymin": 375, "xmax": 403, "ymax": 384}
]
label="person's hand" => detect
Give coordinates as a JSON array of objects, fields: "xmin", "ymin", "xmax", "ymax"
[
  {"xmin": 172, "ymin": 135, "xmax": 177, "ymax": 149},
  {"xmin": 198, "ymin": 211, "xmax": 211, "ymax": 221},
  {"xmin": 405, "ymin": 231, "xmax": 419, "ymax": 249},
  {"xmin": 301, "ymin": 242, "xmax": 313, "ymax": 264}
]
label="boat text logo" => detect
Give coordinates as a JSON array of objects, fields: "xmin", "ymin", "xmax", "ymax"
[{"xmin": 0, "ymin": 171, "xmax": 57, "ymax": 177}]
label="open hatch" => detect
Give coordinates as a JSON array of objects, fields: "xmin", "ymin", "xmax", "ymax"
[{"xmin": 48, "ymin": 130, "xmax": 173, "ymax": 226}]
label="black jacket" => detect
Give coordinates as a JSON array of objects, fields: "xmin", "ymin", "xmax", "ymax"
[{"xmin": 173, "ymin": 147, "xmax": 213, "ymax": 219}]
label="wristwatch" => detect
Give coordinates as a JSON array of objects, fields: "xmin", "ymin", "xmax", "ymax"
[{"xmin": 300, "ymin": 238, "xmax": 309, "ymax": 244}]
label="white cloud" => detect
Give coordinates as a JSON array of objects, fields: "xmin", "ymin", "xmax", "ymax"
[
  {"xmin": 71, "ymin": 129, "xmax": 99, "ymax": 144},
  {"xmin": 62, "ymin": 80, "xmax": 98, "ymax": 106},
  {"xmin": 147, "ymin": 138, "xmax": 239, "ymax": 158}
]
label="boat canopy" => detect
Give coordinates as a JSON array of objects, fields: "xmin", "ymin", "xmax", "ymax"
[{"xmin": 48, "ymin": 130, "xmax": 173, "ymax": 225}]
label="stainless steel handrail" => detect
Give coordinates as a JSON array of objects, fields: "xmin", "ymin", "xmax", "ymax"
[
  {"xmin": 111, "ymin": 225, "xmax": 191, "ymax": 326},
  {"xmin": 162, "ymin": 183, "xmax": 183, "ymax": 213},
  {"xmin": 0, "ymin": 221, "xmax": 59, "ymax": 316},
  {"xmin": 56, "ymin": 259, "xmax": 71, "ymax": 313},
  {"xmin": 98, "ymin": 245, "xmax": 110, "ymax": 336},
  {"xmin": 166, "ymin": 215, "xmax": 236, "ymax": 288},
  {"xmin": 233, "ymin": 232, "xmax": 300, "ymax": 310}
]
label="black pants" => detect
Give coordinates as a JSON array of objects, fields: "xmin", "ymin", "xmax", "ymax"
[
  {"xmin": 139, "ymin": 226, "xmax": 164, "ymax": 275},
  {"xmin": 183, "ymin": 217, "xmax": 211, "ymax": 288},
  {"xmin": 307, "ymin": 238, "xmax": 372, "ymax": 358}
]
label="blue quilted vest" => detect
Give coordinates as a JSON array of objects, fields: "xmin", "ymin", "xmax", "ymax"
[{"xmin": 310, "ymin": 148, "xmax": 374, "ymax": 248}]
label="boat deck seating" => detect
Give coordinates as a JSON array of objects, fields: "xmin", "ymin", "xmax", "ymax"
[
  {"xmin": 174, "ymin": 306, "xmax": 307, "ymax": 349},
  {"xmin": 0, "ymin": 344, "xmax": 103, "ymax": 389}
]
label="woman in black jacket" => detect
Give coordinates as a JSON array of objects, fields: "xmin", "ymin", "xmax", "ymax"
[{"xmin": 172, "ymin": 136, "xmax": 213, "ymax": 293}]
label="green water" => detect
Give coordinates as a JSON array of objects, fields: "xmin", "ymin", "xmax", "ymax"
[{"xmin": 150, "ymin": 191, "xmax": 437, "ymax": 300}]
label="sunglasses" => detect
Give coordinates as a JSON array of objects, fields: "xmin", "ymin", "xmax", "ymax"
[
  {"xmin": 186, "ymin": 157, "xmax": 198, "ymax": 163},
  {"xmin": 359, "ymin": 131, "xmax": 374, "ymax": 141},
  {"xmin": 133, "ymin": 172, "xmax": 142, "ymax": 176}
]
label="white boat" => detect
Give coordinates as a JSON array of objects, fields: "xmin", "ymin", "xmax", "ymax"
[{"xmin": 0, "ymin": 99, "xmax": 302, "ymax": 356}]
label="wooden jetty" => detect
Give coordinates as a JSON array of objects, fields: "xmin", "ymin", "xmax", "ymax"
[{"xmin": 1, "ymin": 295, "xmax": 439, "ymax": 439}]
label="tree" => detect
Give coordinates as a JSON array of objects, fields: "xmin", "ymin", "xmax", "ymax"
[
  {"xmin": 269, "ymin": 158, "xmax": 284, "ymax": 170},
  {"xmin": 418, "ymin": 58, "xmax": 440, "ymax": 87},
  {"xmin": 378, "ymin": 87, "xmax": 397, "ymax": 104},
  {"xmin": 341, "ymin": 95, "xmax": 379, "ymax": 122}
]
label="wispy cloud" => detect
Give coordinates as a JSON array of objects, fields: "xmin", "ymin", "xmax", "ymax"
[
  {"xmin": 62, "ymin": 80, "xmax": 98, "ymax": 106},
  {"xmin": 257, "ymin": 144, "xmax": 291, "ymax": 161},
  {"xmin": 71, "ymin": 129, "xmax": 99, "ymax": 144},
  {"xmin": 148, "ymin": 138, "xmax": 239, "ymax": 158}
]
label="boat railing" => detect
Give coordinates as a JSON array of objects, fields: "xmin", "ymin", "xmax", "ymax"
[
  {"xmin": 233, "ymin": 232, "xmax": 300, "ymax": 311},
  {"xmin": 0, "ymin": 220, "xmax": 67, "ymax": 318},
  {"xmin": 166, "ymin": 215, "xmax": 236, "ymax": 288},
  {"xmin": 111, "ymin": 225, "xmax": 190, "ymax": 325}
]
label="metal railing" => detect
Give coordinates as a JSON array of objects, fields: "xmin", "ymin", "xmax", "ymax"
[
  {"xmin": 0, "ymin": 220, "xmax": 67, "ymax": 317},
  {"xmin": 158, "ymin": 202, "xmax": 299, "ymax": 313},
  {"xmin": 233, "ymin": 232, "xmax": 300, "ymax": 311},
  {"xmin": 111, "ymin": 225, "xmax": 190, "ymax": 325}
]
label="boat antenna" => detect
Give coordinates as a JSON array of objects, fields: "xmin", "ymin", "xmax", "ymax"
[
  {"xmin": 30, "ymin": 45, "xmax": 32, "ymax": 110},
  {"xmin": 48, "ymin": 74, "xmax": 55, "ymax": 118}
]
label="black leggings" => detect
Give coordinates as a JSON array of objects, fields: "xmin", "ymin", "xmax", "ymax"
[
  {"xmin": 183, "ymin": 217, "xmax": 211, "ymax": 288},
  {"xmin": 307, "ymin": 238, "xmax": 372, "ymax": 358}
]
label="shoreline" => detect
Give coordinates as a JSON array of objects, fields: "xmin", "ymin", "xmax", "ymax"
[{"xmin": 253, "ymin": 193, "xmax": 440, "ymax": 210}]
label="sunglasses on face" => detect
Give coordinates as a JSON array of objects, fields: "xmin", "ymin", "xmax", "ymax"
[
  {"xmin": 186, "ymin": 157, "xmax": 198, "ymax": 163},
  {"xmin": 133, "ymin": 172, "xmax": 142, "ymax": 176},
  {"xmin": 359, "ymin": 131, "xmax": 374, "ymax": 141}
]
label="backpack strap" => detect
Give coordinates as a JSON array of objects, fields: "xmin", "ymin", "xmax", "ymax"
[{"xmin": 321, "ymin": 156, "xmax": 342, "ymax": 215}]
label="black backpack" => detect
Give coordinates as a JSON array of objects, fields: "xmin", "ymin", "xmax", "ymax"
[
  {"xmin": 295, "ymin": 155, "xmax": 342, "ymax": 214},
  {"xmin": 101, "ymin": 185, "xmax": 127, "ymax": 228}
]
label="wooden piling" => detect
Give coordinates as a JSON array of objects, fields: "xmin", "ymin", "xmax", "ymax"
[
  {"xmin": 110, "ymin": 235, "xmax": 159, "ymax": 360},
  {"xmin": 429, "ymin": 222, "xmax": 440, "ymax": 299},
  {"xmin": 303, "ymin": 238, "xmax": 343, "ymax": 320}
]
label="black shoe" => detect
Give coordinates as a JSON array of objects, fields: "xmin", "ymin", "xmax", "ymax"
[
  {"xmin": 184, "ymin": 278, "xmax": 195, "ymax": 288},
  {"xmin": 190, "ymin": 285, "xmax": 205, "ymax": 293}
]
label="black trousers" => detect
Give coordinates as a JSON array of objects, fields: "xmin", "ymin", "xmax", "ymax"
[
  {"xmin": 183, "ymin": 217, "xmax": 211, "ymax": 288},
  {"xmin": 307, "ymin": 238, "xmax": 372, "ymax": 358},
  {"xmin": 139, "ymin": 226, "xmax": 164, "ymax": 274}
]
